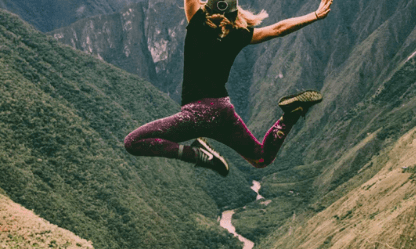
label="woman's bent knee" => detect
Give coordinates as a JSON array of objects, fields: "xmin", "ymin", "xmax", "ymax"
[{"xmin": 124, "ymin": 134, "xmax": 135, "ymax": 155}]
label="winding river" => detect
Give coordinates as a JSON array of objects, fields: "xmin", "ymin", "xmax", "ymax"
[{"xmin": 219, "ymin": 180, "xmax": 264, "ymax": 249}]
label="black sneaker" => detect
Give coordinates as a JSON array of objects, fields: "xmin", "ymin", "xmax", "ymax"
[
  {"xmin": 278, "ymin": 90, "xmax": 323, "ymax": 116},
  {"xmin": 191, "ymin": 138, "xmax": 229, "ymax": 177}
]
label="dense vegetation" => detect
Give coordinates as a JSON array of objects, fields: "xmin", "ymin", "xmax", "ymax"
[
  {"xmin": 230, "ymin": 0, "xmax": 416, "ymax": 243},
  {"xmin": 232, "ymin": 53, "xmax": 416, "ymax": 243},
  {"xmin": 2, "ymin": 0, "xmax": 416, "ymax": 247},
  {"xmin": 0, "ymin": 9, "xmax": 248, "ymax": 248}
]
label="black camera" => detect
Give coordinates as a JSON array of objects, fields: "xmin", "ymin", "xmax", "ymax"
[{"xmin": 217, "ymin": 1, "xmax": 229, "ymax": 11}]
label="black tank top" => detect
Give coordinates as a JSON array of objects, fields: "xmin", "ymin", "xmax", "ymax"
[{"xmin": 181, "ymin": 9, "xmax": 254, "ymax": 106}]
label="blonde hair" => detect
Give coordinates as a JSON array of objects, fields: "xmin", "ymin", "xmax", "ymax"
[{"xmin": 200, "ymin": 2, "xmax": 268, "ymax": 38}]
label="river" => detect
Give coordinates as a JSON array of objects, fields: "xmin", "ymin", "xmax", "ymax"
[
  {"xmin": 250, "ymin": 180, "xmax": 264, "ymax": 200},
  {"xmin": 219, "ymin": 180, "xmax": 263, "ymax": 249}
]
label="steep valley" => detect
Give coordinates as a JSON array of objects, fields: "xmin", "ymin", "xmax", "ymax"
[
  {"xmin": 1, "ymin": 0, "xmax": 416, "ymax": 248},
  {"xmin": 0, "ymin": 8, "xmax": 251, "ymax": 248},
  {"xmin": 256, "ymin": 125, "xmax": 416, "ymax": 249}
]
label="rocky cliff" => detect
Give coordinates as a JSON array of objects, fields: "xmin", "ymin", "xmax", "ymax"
[
  {"xmin": 0, "ymin": 9, "xmax": 250, "ymax": 248},
  {"xmin": 0, "ymin": 0, "xmax": 146, "ymax": 32},
  {"xmin": 48, "ymin": 1, "xmax": 188, "ymax": 102},
  {"xmin": 231, "ymin": 0, "xmax": 416, "ymax": 243},
  {"xmin": 2, "ymin": 0, "xmax": 416, "ymax": 247},
  {"xmin": 47, "ymin": 0, "xmax": 256, "ymax": 107}
]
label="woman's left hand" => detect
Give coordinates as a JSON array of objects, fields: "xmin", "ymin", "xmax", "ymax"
[{"xmin": 315, "ymin": 0, "xmax": 333, "ymax": 20}]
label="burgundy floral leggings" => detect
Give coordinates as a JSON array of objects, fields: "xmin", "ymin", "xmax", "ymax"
[{"xmin": 124, "ymin": 97, "xmax": 296, "ymax": 168}]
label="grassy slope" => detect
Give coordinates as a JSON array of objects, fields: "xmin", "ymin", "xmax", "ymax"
[
  {"xmin": 0, "ymin": 192, "xmax": 94, "ymax": 249},
  {"xmin": 246, "ymin": 0, "xmax": 416, "ymax": 176},
  {"xmin": 2, "ymin": 0, "xmax": 415, "ymax": 247},
  {"xmin": 47, "ymin": 2, "xmax": 257, "ymax": 211},
  {"xmin": 0, "ymin": 9, "xmax": 244, "ymax": 249},
  {"xmin": 231, "ymin": 0, "xmax": 416, "ymax": 243},
  {"xmin": 232, "ymin": 48, "xmax": 416, "ymax": 245},
  {"xmin": 257, "ymin": 126, "xmax": 416, "ymax": 249}
]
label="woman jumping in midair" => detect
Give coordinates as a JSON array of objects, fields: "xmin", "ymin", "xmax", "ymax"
[{"xmin": 124, "ymin": 0, "xmax": 333, "ymax": 176}]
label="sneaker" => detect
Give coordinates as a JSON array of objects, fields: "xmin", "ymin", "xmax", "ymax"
[
  {"xmin": 191, "ymin": 138, "xmax": 229, "ymax": 177},
  {"xmin": 278, "ymin": 90, "xmax": 323, "ymax": 116}
]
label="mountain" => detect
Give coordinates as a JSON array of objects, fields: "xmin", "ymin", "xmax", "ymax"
[
  {"xmin": 0, "ymin": 8, "xmax": 253, "ymax": 248},
  {"xmin": 0, "ymin": 190, "xmax": 93, "ymax": 249},
  {"xmin": 47, "ymin": 0, "xmax": 256, "ymax": 108},
  {"xmin": 47, "ymin": 1, "xmax": 185, "ymax": 102},
  {"xmin": 232, "ymin": 50, "xmax": 416, "ymax": 244},
  {"xmin": 2, "ymin": 0, "xmax": 416, "ymax": 248},
  {"xmin": 0, "ymin": 0, "xmax": 192, "ymax": 103},
  {"xmin": 229, "ymin": 0, "xmax": 416, "ymax": 243},
  {"xmin": 0, "ymin": 0, "xmax": 146, "ymax": 32},
  {"xmin": 256, "ymin": 125, "xmax": 416, "ymax": 249}
]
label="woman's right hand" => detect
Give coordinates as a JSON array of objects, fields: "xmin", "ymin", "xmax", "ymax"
[{"xmin": 315, "ymin": 0, "xmax": 333, "ymax": 20}]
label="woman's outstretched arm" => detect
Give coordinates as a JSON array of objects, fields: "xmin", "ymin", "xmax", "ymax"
[
  {"xmin": 184, "ymin": 0, "xmax": 201, "ymax": 22},
  {"xmin": 251, "ymin": 0, "xmax": 333, "ymax": 44}
]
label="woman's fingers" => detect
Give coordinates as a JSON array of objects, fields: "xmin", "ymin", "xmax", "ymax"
[
  {"xmin": 321, "ymin": 0, "xmax": 332, "ymax": 10},
  {"xmin": 325, "ymin": 0, "xmax": 333, "ymax": 10},
  {"xmin": 316, "ymin": 0, "xmax": 333, "ymax": 19}
]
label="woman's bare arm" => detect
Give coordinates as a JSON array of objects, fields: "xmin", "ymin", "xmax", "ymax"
[
  {"xmin": 184, "ymin": 0, "xmax": 201, "ymax": 22},
  {"xmin": 251, "ymin": 0, "xmax": 333, "ymax": 44}
]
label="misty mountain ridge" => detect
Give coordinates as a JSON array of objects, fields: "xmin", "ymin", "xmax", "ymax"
[
  {"xmin": 1, "ymin": 0, "xmax": 416, "ymax": 248},
  {"xmin": 0, "ymin": 0, "xmax": 149, "ymax": 32},
  {"xmin": 48, "ymin": 1, "xmax": 187, "ymax": 102}
]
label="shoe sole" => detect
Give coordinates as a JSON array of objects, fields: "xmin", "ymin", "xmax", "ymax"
[
  {"xmin": 278, "ymin": 90, "xmax": 323, "ymax": 112},
  {"xmin": 195, "ymin": 138, "xmax": 229, "ymax": 176}
]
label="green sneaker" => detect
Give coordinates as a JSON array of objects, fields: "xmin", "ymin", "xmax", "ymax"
[
  {"xmin": 278, "ymin": 90, "xmax": 323, "ymax": 116},
  {"xmin": 191, "ymin": 138, "xmax": 229, "ymax": 177}
]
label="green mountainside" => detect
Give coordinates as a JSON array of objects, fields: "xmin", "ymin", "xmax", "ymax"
[
  {"xmin": 2, "ymin": 0, "xmax": 416, "ymax": 248},
  {"xmin": 232, "ymin": 53, "xmax": 416, "ymax": 245},
  {"xmin": 257, "ymin": 125, "xmax": 416, "ymax": 249},
  {"xmin": 0, "ymin": 9, "xmax": 250, "ymax": 248},
  {"xmin": 46, "ymin": 0, "xmax": 254, "ymax": 108},
  {"xmin": 46, "ymin": 1, "xmax": 188, "ymax": 104},
  {"xmin": 229, "ymin": 0, "xmax": 416, "ymax": 244},
  {"xmin": 47, "ymin": 2, "xmax": 176, "ymax": 100}
]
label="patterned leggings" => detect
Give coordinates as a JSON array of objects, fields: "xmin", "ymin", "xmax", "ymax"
[{"xmin": 124, "ymin": 97, "xmax": 297, "ymax": 168}]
